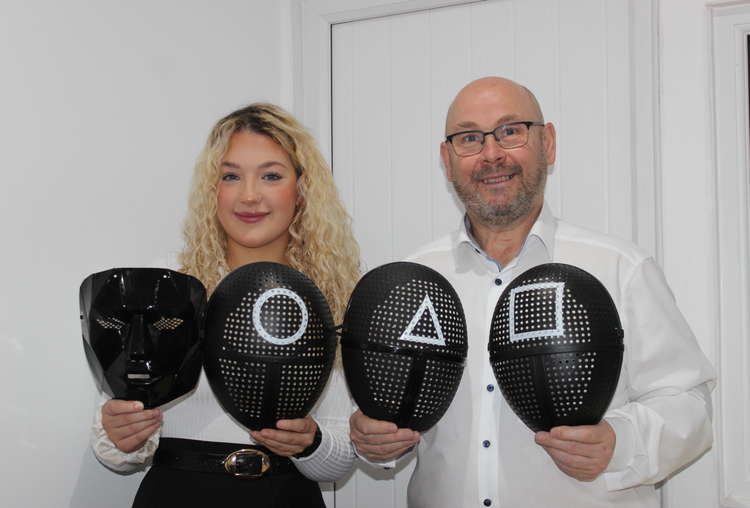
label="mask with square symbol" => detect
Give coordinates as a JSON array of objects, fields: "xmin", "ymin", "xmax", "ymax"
[{"xmin": 488, "ymin": 263, "xmax": 624, "ymax": 432}]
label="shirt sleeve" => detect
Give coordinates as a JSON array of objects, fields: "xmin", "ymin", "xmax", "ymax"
[
  {"xmin": 291, "ymin": 365, "xmax": 356, "ymax": 482},
  {"xmin": 602, "ymin": 257, "xmax": 715, "ymax": 490},
  {"xmin": 90, "ymin": 393, "xmax": 161, "ymax": 473}
]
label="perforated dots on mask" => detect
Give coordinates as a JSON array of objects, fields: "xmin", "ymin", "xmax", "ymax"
[
  {"xmin": 488, "ymin": 263, "xmax": 624, "ymax": 432},
  {"xmin": 204, "ymin": 262, "xmax": 336, "ymax": 430},
  {"xmin": 342, "ymin": 262, "xmax": 467, "ymax": 432}
]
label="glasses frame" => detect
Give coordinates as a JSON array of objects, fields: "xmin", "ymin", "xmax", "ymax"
[{"xmin": 445, "ymin": 121, "xmax": 545, "ymax": 157}]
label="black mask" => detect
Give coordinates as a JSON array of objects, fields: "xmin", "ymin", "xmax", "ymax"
[
  {"xmin": 341, "ymin": 262, "xmax": 467, "ymax": 432},
  {"xmin": 488, "ymin": 263, "xmax": 624, "ymax": 432},
  {"xmin": 203, "ymin": 262, "xmax": 336, "ymax": 430},
  {"xmin": 79, "ymin": 268, "xmax": 207, "ymax": 408}
]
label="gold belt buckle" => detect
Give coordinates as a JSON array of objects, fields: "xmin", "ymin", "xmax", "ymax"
[{"xmin": 223, "ymin": 449, "xmax": 270, "ymax": 478}]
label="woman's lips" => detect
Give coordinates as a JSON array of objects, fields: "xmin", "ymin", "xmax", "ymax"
[{"xmin": 235, "ymin": 211, "xmax": 269, "ymax": 223}]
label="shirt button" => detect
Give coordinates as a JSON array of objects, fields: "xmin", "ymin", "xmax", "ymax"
[
  {"xmin": 486, "ymin": 384, "xmax": 495, "ymax": 392},
  {"xmin": 483, "ymin": 499, "xmax": 492, "ymax": 506},
  {"xmin": 494, "ymin": 278, "xmax": 502, "ymax": 286},
  {"xmin": 482, "ymin": 440, "xmax": 491, "ymax": 448}
]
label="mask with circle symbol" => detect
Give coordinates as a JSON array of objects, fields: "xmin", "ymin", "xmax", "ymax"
[
  {"xmin": 79, "ymin": 268, "xmax": 207, "ymax": 408},
  {"xmin": 488, "ymin": 263, "xmax": 624, "ymax": 432},
  {"xmin": 341, "ymin": 262, "xmax": 468, "ymax": 432},
  {"xmin": 203, "ymin": 262, "xmax": 336, "ymax": 430}
]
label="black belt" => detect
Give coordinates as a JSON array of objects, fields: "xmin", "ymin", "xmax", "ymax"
[{"xmin": 153, "ymin": 438, "xmax": 297, "ymax": 479}]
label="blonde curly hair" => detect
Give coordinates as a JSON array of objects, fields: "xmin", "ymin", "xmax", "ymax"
[{"xmin": 179, "ymin": 103, "xmax": 361, "ymax": 322}]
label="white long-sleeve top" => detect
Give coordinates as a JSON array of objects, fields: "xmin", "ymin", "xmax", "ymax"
[
  {"xmin": 91, "ymin": 365, "xmax": 354, "ymax": 482},
  {"xmin": 399, "ymin": 203, "xmax": 715, "ymax": 508}
]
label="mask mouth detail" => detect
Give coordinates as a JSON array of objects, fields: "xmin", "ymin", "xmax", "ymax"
[
  {"xmin": 126, "ymin": 373, "xmax": 154, "ymax": 385},
  {"xmin": 126, "ymin": 360, "xmax": 154, "ymax": 383}
]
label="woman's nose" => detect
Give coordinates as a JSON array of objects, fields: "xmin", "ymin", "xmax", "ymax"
[{"xmin": 241, "ymin": 179, "xmax": 261, "ymax": 203}]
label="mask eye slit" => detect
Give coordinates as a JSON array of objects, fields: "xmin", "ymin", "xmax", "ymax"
[
  {"xmin": 95, "ymin": 317, "xmax": 126, "ymax": 330},
  {"xmin": 153, "ymin": 317, "xmax": 184, "ymax": 330}
]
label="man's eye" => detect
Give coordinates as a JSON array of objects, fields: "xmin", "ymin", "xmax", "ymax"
[
  {"xmin": 153, "ymin": 317, "xmax": 184, "ymax": 331},
  {"xmin": 500, "ymin": 126, "xmax": 519, "ymax": 137},
  {"xmin": 96, "ymin": 317, "xmax": 125, "ymax": 330},
  {"xmin": 221, "ymin": 173, "xmax": 240, "ymax": 182},
  {"xmin": 459, "ymin": 132, "xmax": 481, "ymax": 144}
]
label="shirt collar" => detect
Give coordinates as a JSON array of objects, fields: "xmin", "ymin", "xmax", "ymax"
[{"xmin": 457, "ymin": 201, "xmax": 557, "ymax": 266}]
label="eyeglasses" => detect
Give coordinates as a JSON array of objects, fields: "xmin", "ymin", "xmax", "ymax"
[{"xmin": 445, "ymin": 121, "xmax": 545, "ymax": 157}]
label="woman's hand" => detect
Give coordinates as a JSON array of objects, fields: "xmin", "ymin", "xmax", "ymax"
[
  {"xmin": 101, "ymin": 400, "xmax": 162, "ymax": 453},
  {"xmin": 250, "ymin": 417, "xmax": 318, "ymax": 457}
]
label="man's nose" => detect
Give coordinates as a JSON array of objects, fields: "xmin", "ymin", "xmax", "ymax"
[{"xmin": 480, "ymin": 132, "xmax": 507, "ymax": 162}]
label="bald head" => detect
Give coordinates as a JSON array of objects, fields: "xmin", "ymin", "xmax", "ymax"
[{"xmin": 444, "ymin": 77, "xmax": 544, "ymax": 136}]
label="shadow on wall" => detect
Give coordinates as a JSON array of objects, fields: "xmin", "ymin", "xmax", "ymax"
[{"xmin": 69, "ymin": 450, "xmax": 145, "ymax": 508}]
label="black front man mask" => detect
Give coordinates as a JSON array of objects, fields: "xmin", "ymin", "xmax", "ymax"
[{"xmin": 79, "ymin": 268, "xmax": 207, "ymax": 408}]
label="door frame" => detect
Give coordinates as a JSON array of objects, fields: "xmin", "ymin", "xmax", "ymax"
[{"xmin": 709, "ymin": 3, "xmax": 750, "ymax": 506}]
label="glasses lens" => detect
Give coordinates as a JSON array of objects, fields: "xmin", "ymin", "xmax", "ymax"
[
  {"xmin": 496, "ymin": 123, "xmax": 529, "ymax": 149},
  {"xmin": 451, "ymin": 131, "xmax": 484, "ymax": 156}
]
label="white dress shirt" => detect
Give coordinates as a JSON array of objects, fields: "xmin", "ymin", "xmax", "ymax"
[
  {"xmin": 90, "ymin": 257, "xmax": 355, "ymax": 483},
  {"xmin": 401, "ymin": 203, "xmax": 715, "ymax": 508}
]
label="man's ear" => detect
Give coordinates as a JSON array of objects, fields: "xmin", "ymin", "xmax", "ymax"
[
  {"xmin": 440, "ymin": 142, "xmax": 454, "ymax": 181},
  {"xmin": 542, "ymin": 123, "xmax": 556, "ymax": 165}
]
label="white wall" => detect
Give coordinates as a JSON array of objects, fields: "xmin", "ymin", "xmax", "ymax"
[{"xmin": 0, "ymin": 1, "xmax": 286, "ymax": 506}]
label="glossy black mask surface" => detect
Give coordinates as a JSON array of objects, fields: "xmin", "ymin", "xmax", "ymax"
[{"xmin": 80, "ymin": 268, "xmax": 207, "ymax": 408}]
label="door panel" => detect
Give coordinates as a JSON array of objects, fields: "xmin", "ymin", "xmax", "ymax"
[{"xmin": 331, "ymin": 0, "xmax": 656, "ymax": 505}]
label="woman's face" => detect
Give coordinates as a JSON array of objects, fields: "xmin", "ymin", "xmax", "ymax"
[{"xmin": 216, "ymin": 130, "xmax": 298, "ymax": 262}]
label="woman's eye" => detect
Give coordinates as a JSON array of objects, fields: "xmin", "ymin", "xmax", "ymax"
[
  {"xmin": 262, "ymin": 172, "xmax": 282, "ymax": 181},
  {"xmin": 221, "ymin": 173, "xmax": 240, "ymax": 182}
]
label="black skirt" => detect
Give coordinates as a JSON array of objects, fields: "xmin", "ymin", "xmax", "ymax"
[{"xmin": 132, "ymin": 438, "xmax": 326, "ymax": 508}]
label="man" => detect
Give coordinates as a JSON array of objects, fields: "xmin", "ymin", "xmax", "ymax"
[{"xmin": 350, "ymin": 77, "xmax": 715, "ymax": 507}]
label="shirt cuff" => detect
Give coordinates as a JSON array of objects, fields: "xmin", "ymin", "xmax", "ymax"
[
  {"xmin": 90, "ymin": 399, "xmax": 160, "ymax": 472},
  {"xmin": 352, "ymin": 443, "xmax": 406, "ymax": 469},
  {"xmin": 604, "ymin": 414, "xmax": 636, "ymax": 473},
  {"xmin": 291, "ymin": 419, "xmax": 331, "ymax": 465}
]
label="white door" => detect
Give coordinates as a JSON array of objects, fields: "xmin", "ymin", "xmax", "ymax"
[{"xmin": 327, "ymin": 1, "xmax": 702, "ymax": 507}]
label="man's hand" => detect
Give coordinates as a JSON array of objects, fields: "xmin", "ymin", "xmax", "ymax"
[
  {"xmin": 250, "ymin": 417, "xmax": 318, "ymax": 457},
  {"xmin": 101, "ymin": 399, "xmax": 162, "ymax": 453},
  {"xmin": 534, "ymin": 420, "xmax": 615, "ymax": 481},
  {"xmin": 350, "ymin": 409, "xmax": 420, "ymax": 462}
]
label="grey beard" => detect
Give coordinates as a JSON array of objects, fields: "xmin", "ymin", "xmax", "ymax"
[{"xmin": 452, "ymin": 162, "xmax": 546, "ymax": 229}]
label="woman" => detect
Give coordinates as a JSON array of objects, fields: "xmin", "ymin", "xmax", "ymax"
[{"xmin": 90, "ymin": 103, "xmax": 361, "ymax": 507}]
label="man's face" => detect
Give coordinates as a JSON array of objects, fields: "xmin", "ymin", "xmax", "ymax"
[{"xmin": 441, "ymin": 82, "xmax": 556, "ymax": 229}]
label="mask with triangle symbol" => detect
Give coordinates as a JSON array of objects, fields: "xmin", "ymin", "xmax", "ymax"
[{"xmin": 341, "ymin": 262, "xmax": 467, "ymax": 431}]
